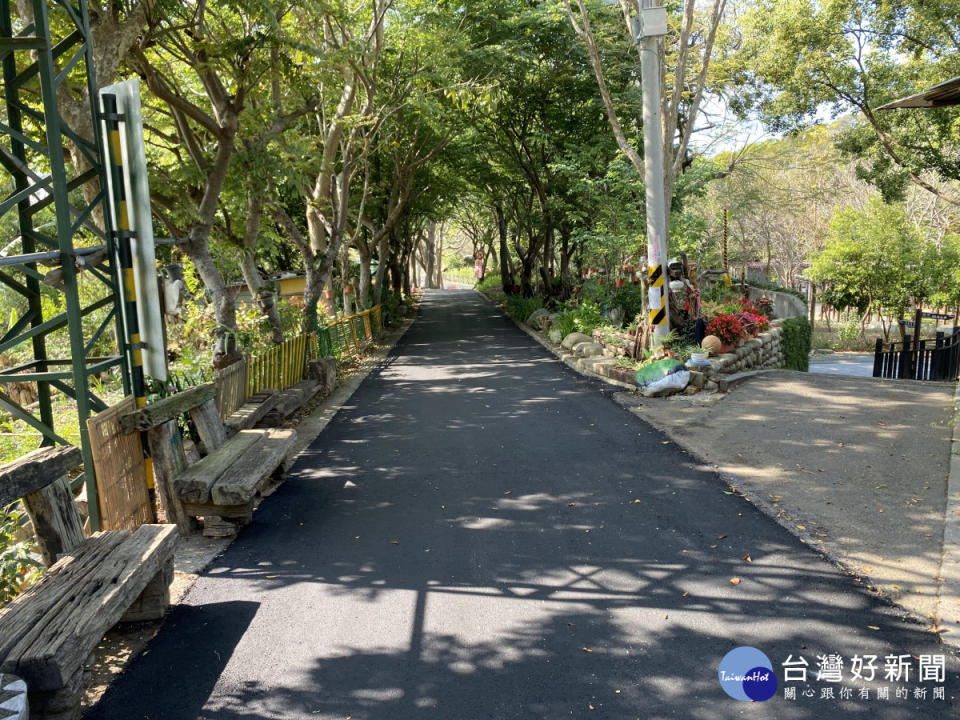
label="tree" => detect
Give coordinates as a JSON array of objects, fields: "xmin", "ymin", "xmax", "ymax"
[
  {"xmin": 739, "ymin": 0, "xmax": 960, "ymax": 206},
  {"xmin": 132, "ymin": 1, "xmax": 315, "ymax": 366},
  {"xmin": 564, "ymin": 0, "xmax": 733, "ymax": 230},
  {"xmin": 808, "ymin": 197, "xmax": 923, "ymax": 338}
]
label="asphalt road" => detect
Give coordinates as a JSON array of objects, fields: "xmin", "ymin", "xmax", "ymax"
[
  {"xmin": 808, "ymin": 354, "xmax": 876, "ymax": 377},
  {"xmin": 87, "ymin": 290, "xmax": 959, "ymax": 720}
]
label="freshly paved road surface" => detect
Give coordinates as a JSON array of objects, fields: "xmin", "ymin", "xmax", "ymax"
[
  {"xmin": 808, "ymin": 354, "xmax": 875, "ymax": 377},
  {"xmin": 88, "ymin": 290, "xmax": 958, "ymax": 719}
]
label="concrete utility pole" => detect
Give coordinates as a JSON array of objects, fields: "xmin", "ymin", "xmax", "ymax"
[{"xmin": 634, "ymin": 1, "xmax": 671, "ymax": 340}]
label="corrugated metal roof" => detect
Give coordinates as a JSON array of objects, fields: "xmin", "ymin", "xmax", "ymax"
[{"xmin": 877, "ymin": 76, "xmax": 960, "ymax": 109}]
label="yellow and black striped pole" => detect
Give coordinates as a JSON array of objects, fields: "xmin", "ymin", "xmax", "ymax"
[
  {"xmin": 102, "ymin": 94, "xmax": 153, "ymax": 491},
  {"xmin": 648, "ymin": 261, "xmax": 667, "ymax": 329}
]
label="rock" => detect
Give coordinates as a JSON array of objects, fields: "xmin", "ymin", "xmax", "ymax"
[
  {"xmin": 688, "ymin": 370, "xmax": 706, "ymax": 389},
  {"xmin": 561, "ymin": 332, "xmax": 593, "ymax": 350},
  {"xmin": 548, "ymin": 328, "xmax": 563, "ymax": 345},
  {"xmin": 684, "ymin": 385, "xmax": 700, "ymax": 395},
  {"xmin": 705, "ymin": 380, "xmax": 719, "ymax": 392},
  {"xmin": 574, "ymin": 341, "xmax": 603, "ymax": 358},
  {"xmin": 527, "ymin": 308, "xmax": 551, "ymax": 329}
]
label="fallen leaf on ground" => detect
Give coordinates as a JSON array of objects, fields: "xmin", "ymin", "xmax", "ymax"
[
  {"xmin": 633, "ymin": 499, "xmax": 642, "ymax": 504},
  {"xmin": 730, "ymin": 577, "xmax": 741, "ymax": 586},
  {"xmin": 582, "ymin": 647, "xmax": 592, "ymax": 653},
  {"xmin": 504, "ymin": 491, "xmax": 512, "ymax": 495},
  {"xmin": 717, "ymin": 534, "xmax": 727, "ymax": 539},
  {"xmin": 391, "ymin": 540, "xmax": 399, "ymax": 545},
  {"xmin": 866, "ymin": 625, "xmax": 880, "ymax": 630},
  {"xmin": 742, "ymin": 554, "xmax": 753, "ymax": 563}
]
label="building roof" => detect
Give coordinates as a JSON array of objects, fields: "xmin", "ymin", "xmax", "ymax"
[{"xmin": 877, "ymin": 76, "xmax": 960, "ymax": 110}]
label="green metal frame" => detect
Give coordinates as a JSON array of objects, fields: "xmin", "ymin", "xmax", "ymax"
[{"xmin": 0, "ymin": 0, "xmax": 130, "ymax": 530}]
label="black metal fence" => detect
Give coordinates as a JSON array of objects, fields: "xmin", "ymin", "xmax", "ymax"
[{"xmin": 873, "ymin": 330, "xmax": 960, "ymax": 381}]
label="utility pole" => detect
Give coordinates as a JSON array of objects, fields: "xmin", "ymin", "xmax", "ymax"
[{"xmin": 632, "ymin": 1, "xmax": 671, "ymax": 340}]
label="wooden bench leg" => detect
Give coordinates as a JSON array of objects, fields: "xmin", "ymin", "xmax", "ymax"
[
  {"xmin": 27, "ymin": 667, "xmax": 85, "ymax": 720},
  {"xmin": 120, "ymin": 557, "xmax": 174, "ymax": 623}
]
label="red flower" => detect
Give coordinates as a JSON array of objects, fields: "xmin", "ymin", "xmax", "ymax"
[{"xmin": 705, "ymin": 314, "xmax": 746, "ymax": 345}]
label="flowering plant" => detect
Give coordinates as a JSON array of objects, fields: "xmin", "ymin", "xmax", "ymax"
[
  {"xmin": 736, "ymin": 311, "xmax": 770, "ymax": 337},
  {"xmin": 705, "ymin": 313, "xmax": 746, "ymax": 345}
]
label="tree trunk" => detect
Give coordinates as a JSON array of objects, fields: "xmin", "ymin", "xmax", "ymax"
[
  {"xmin": 239, "ymin": 194, "xmax": 284, "ymax": 344},
  {"xmin": 373, "ymin": 233, "xmax": 391, "ymax": 306},
  {"xmin": 357, "ymin": 248, "xmax": 372, "ymax": 310},
  {"xmin": 496, "ymin": 204, "xmax": 513, "ymax": 293},
  {"xmin": 424, "ymin": 222, "xmax": 437, "ymax": 289}
]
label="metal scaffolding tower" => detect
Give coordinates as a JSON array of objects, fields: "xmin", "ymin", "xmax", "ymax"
[{"xmin": 0, "ymin": 0, "xmax": 131, "ymax": 530}]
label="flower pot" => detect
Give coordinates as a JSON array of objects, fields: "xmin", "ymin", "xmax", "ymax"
[
  {"xmin": 615, "ymin": 278, "xmax": 624, "ymax": 288},
  {"xmin": 597, "ymin": 279, "xmax": 604, "ymax": 286},
  {"xmin": 322, "ymin": 290, "xmax": 335, "ymax": 301},
  {"xmin": 622, "ymin": 265, "xmax": 634, "ymax": 274},
  {"xmin": 719, "ymin": 343, "xmax": 734, "ymax": 354},
  {"xmin": 344, "ymin": 285, "xmax": 354, "ymax": 294}
]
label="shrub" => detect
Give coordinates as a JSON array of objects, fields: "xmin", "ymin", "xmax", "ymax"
[
  {"xmin": 1, "ymin": 503, "xmax": 41, "ymax": 605},
  {"xmin": 610, "ymin": 284, "xmax": 645, "ymax": 322},
  {"xmin": 504, "ymin": 295, "xmax": 543, "ymax": 324},
  {"xmin": 780, "ymin": 317, "xmax": 812, "ymax": 371},
  {"xmin": 476, "ymin": 274, "xmax": 502, "ymax": 293},
  {"xmin": 381, "ymin": 289, "xmax": 404, "ymax": 328},
  {"xmin": 554, "ymin": 310, "xmax": 576, "ymax": 338},
  {"xmin": 571, "ymin": 299, "xmax": 603, "ymax": 334}
]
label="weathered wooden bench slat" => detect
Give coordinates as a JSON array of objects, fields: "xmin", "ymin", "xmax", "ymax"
[
  {"xmin": 224, "ymin": 391, "xmax": 279, "ymax": 437},
  {"xmin": 0, "ymin": 446, "xmax": 80, "ymax": 508},
  {"xmin": 119, "ymin": 384, "xmax": 215, "ymax": 433},
  {"xmin": 0, "ymin": 525, "xmax": 178, "ymax": 691},
  {"xmin": 174, "ymin": 430, "xmax": 266, "ymax": 504},
  {"xmin": 210, "ymin": 429, "xmax": 296, "ymax": 506},
  {"xmin": 0, "ymin": 533, "xmax": 124, "ymax": 668}
]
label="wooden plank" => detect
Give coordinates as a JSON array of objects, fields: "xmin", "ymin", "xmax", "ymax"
[
  {"xmin": 174, "ymin": 430, "xmax": 266, "ymax": 504},
  {"xmin": 87, "ymin": 397, "xmax": 154, "ymax": 531},
  {"xmin": 210, "ymin": 429, "xmax": 296, "ymax": 506},
  {"xmin": 181, "ymin": 501, "xmax": 252, "ymax": 521},
  {"xmin": 21, "ymin": 476, "xmax": 85, "ymax": 566},
  {"xmin": 223, "ymin": 391, "xmax": 279, "ymax": 436},
  {"xmin": 189, "ymin": 398, "xmax": 227, "ymax": 453},
  {"xmin": 119, "ymin": 384, "xmax": 216, "ymax": 433},
  {"xmin": 145, "ymin": 423, "xmax": 194, "ymax": 534},
  {"xmin": 0, "ymin": 446, "xmax": 81, "ymax": 508},
  {"xmin": 0, "ymin": 525, "xmax": 177, "ymax": 691}
]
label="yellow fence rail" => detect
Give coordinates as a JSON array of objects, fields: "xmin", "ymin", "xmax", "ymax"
[
  {"xmin": 213, "ymin": 333, "xmax": 315, "ymax": 419},
  {"xmin": 318, "ymin": 305, "xmax": 382, "ymax": 357}
]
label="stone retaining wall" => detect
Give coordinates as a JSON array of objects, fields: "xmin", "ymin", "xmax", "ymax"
[{"xmin": 696, "ymin": 326, "xmax": 784, "ymax": 384}]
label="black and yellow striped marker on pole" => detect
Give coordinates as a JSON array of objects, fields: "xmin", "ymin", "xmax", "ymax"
[
  {"xmin": 648, "ymin": 262, "xmax": 667, "ymax": 327},
  {"xmin": 102, "ymin": 94, "xmax": 154, "ymax": 490}
]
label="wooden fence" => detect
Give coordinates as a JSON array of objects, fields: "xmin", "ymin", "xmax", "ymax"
[
  {"xmin": 213, "ymin": 333, "xmax": 314, "ymax": 419},
  {"xmin": 873, "ymin": 330, "xmax": 960, "ymax": 381}
]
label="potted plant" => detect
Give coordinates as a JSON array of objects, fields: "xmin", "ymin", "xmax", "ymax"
[
  {"xmin": 704, "ymin": 313, "xmax": 745, "ymax": 353},
  {"xmin": 615, "ymin": 278, "xmax": 624, "ymax": 288}
]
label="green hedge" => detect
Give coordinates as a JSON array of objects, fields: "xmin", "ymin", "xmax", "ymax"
[{"xmin": 780, "ymin": 317, "xmax": 812, "ymax": 371}]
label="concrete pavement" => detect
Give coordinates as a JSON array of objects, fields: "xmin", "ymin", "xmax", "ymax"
[{"xmin": 87, "ymin": 290, "xmax": 959, "ymax": 719}]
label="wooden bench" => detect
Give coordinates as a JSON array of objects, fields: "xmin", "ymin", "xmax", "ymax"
[
  {"xmin": 0, "ymin": 446, "xmax": 178, "ymax": 720},
  {"xmin": 119, "ymin": 384, "xmax": 297, "ymax": 537}
]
